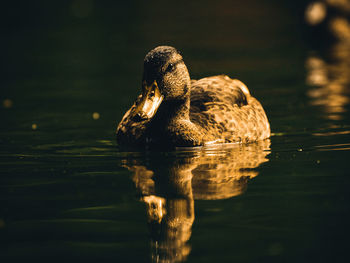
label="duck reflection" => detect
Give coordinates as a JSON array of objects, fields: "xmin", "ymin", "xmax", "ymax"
[
  {"xmin": 123, "ymin": 140, "xmax": 270, "ymax": 262},
  {"xmin": 305, "ymin": 0, "xmax": 350, "ymax": 120}
]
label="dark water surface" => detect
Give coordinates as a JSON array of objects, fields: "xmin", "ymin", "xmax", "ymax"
[{"xmin": 1, "ymin": 0, "xmax": 350, "ymax": 262}]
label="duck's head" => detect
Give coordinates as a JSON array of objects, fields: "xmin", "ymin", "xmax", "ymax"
[{"xmin": 135, "ymin": 46, "xmax": 191, "ymax": 120}]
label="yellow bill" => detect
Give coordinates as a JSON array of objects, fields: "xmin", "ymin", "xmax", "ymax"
[{"xmin": 135, "ymin": 80, "xmax": 163, "ymax": 120}]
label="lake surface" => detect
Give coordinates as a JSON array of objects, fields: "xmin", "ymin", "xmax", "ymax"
[{"xmin": 1, "ymin": 0, "xmax": 350, "ymax": 262}]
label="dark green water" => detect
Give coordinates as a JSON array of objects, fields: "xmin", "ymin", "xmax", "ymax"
[{"xmin": 1, "ymin": 1, "xmax": 350, "ymax": 262}]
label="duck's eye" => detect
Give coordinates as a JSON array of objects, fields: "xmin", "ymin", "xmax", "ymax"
[{"xmin": 165, "ymin": 63, "xmax": 175, "ymax": 73}]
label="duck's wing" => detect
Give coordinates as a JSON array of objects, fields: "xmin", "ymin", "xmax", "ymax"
[
  {"xmin": 189, "ymin": 75, "xmax": 270, "ymax": 143},
  {"xmin": 190, "ymin": 75, "xmax": 249, "ymax": 113}
]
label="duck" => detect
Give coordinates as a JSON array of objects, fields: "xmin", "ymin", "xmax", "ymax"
[{"xmin": 116, "ymin": 46, "xmax": 270, "ymax": 148}]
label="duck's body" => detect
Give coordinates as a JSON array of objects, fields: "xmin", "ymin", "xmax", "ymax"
[
  {"xmin": 189, "ymin": 75, "xmax": 270, "ymax": 144},
  {"xmin": 116, "ymin": 46, "xmax": 270, "ymax": 148}
]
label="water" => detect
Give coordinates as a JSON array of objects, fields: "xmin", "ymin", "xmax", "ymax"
[{"xmin": 1, "ymin": 0, "xmax": 350, "ymax": 262}]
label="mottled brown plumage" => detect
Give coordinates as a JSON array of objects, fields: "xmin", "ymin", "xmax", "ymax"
[{"xmin": 116, "ymin": 46, "xmax": 270, "ymax": 148}]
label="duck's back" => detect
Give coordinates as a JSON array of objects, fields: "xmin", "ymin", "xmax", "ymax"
[{"xmin": 190, "ymin": 75, "xmax": 270, "ymax": 143}]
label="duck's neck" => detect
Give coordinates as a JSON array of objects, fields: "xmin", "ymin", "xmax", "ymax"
[{"xmin": 156, "ymin": 96, "xmax": 190, "ymax": 124}]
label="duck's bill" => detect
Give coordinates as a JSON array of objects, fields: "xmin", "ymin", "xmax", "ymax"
[{"xmin": 135, "ymin": 81, "xmax": 163, "ymax": 120}]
